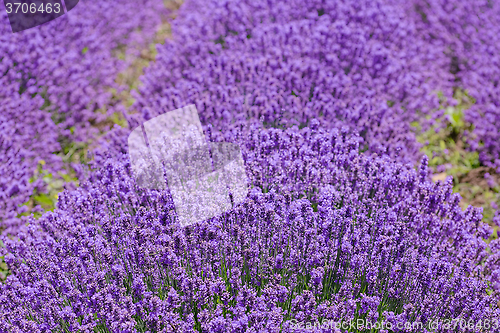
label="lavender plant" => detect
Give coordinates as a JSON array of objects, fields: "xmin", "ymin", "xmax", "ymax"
[
  {"xmin": 133, "ymin": 0, "xmax": 455, "ymax": 166},
  {"xmin": 0, "ymin": 0, "xmax": 167, "ymax": 233},
  {"xmin": 1, "ymin": 125, "xmax": 498, "ymax": 332}
]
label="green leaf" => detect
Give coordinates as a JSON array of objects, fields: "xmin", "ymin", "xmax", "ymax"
[
  {"xmin": 42, "ymin": 173, "xmax": 54, "ymax": 183},
  {"xmin": 60, "ymin": 172, "xmax": 77, "ymax": 182},
  {"xmin": 33, "ymin": 193, "xmax": 54, "ymax": 207}
]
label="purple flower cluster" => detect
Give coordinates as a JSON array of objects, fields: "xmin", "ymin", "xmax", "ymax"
[
  {"xmin": 134, "ymin": 0, "xmax": 500, "ymax": 170},
  {"xmin": 133, "ymin": 0, "xmax": 455, "ymax": 166},
  {"xmin": 1, "ymin": 125, "xmax": 499, "ymax": 332},
  {"xmin": 2, "ymin": 0, "xmax": 500, "ymax": 331},
  {"xmin": 0, "ymin": 0, "xmax": 167, "ymax": 233}
]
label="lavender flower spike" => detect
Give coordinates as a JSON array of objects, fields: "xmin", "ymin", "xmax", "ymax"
[{"xmin": 128, "ymin": 104, "xmax": 248, "ymax": 227}]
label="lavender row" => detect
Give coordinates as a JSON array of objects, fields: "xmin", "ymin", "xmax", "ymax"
[
  {"xmin": 0, "ymin": 0, "xmax": 167, "ymax": 233},
  {"xmin": 134, "ymin": 0, "xmax": 500, "ymax": 171},
  {"xmin": 1, "ymin": 124, "xmax": 498, "ymax": 332},
  {"xmin": 406, "ymin": 0, "xmax": 500, "ymax": 170},
  {"xmin": 133, "ymin": 0, "xmax": 454, "ymax": 166}
]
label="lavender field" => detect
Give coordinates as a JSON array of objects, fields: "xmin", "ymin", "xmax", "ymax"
[{"xmin": 1, "ymin": 0, "xmax": 500, "ymax": 332}]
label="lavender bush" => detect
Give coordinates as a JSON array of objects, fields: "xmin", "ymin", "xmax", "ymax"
[
  {"xmin": 134, "ymin": 0, "xmax": 500, "ymax": 170},
  {"xmin": 0, "ymin": 0, "xmax": 167, "ymax": 233},
  {"xmin": 2, "ymin": 0, "xmax": 500, "ymax": 331},
  {"xmin": 133, "ymin": 0, "xmax": 455, "ymax": 166},
  {"xmin": 0, "ymin": 90, "xmax": 62, "ymax": 234},
  {"xmin": 1, "ymin": 124, "xmax": 499, "ymax": 332}
]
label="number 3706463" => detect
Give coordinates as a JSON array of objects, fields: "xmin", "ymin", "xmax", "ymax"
[{"xmin": 5, "ymin": 2, "xmax": 61, "ymax": 14}]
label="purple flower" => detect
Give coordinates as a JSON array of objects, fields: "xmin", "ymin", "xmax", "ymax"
[
  {"xmin": 0, "ymin": 0, "xmax": 168, "ymax": 234},
  {"xmin": 0, "ymin": 125, "xmax": 498, "ymax": 332}
]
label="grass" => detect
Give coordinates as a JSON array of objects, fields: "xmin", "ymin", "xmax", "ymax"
[{"xmin": 412, "ymin": 88, "xmax": 500, "ymax": 240}]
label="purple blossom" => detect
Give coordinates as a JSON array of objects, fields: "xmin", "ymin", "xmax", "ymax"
[
  {"xmin": 133, "ymin": 0, "xmax": 454, "ymax": 167},
  {"xmin": 0, "ymin": 125, "xmax": 498, "ymax": 332},
  {"xmin": 0, "ymin": 0, "xmax": 167, "ymax": 233},
  {"xmin": 1, "ymin": 0, "xmax": 500, "ymax": 331}
]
